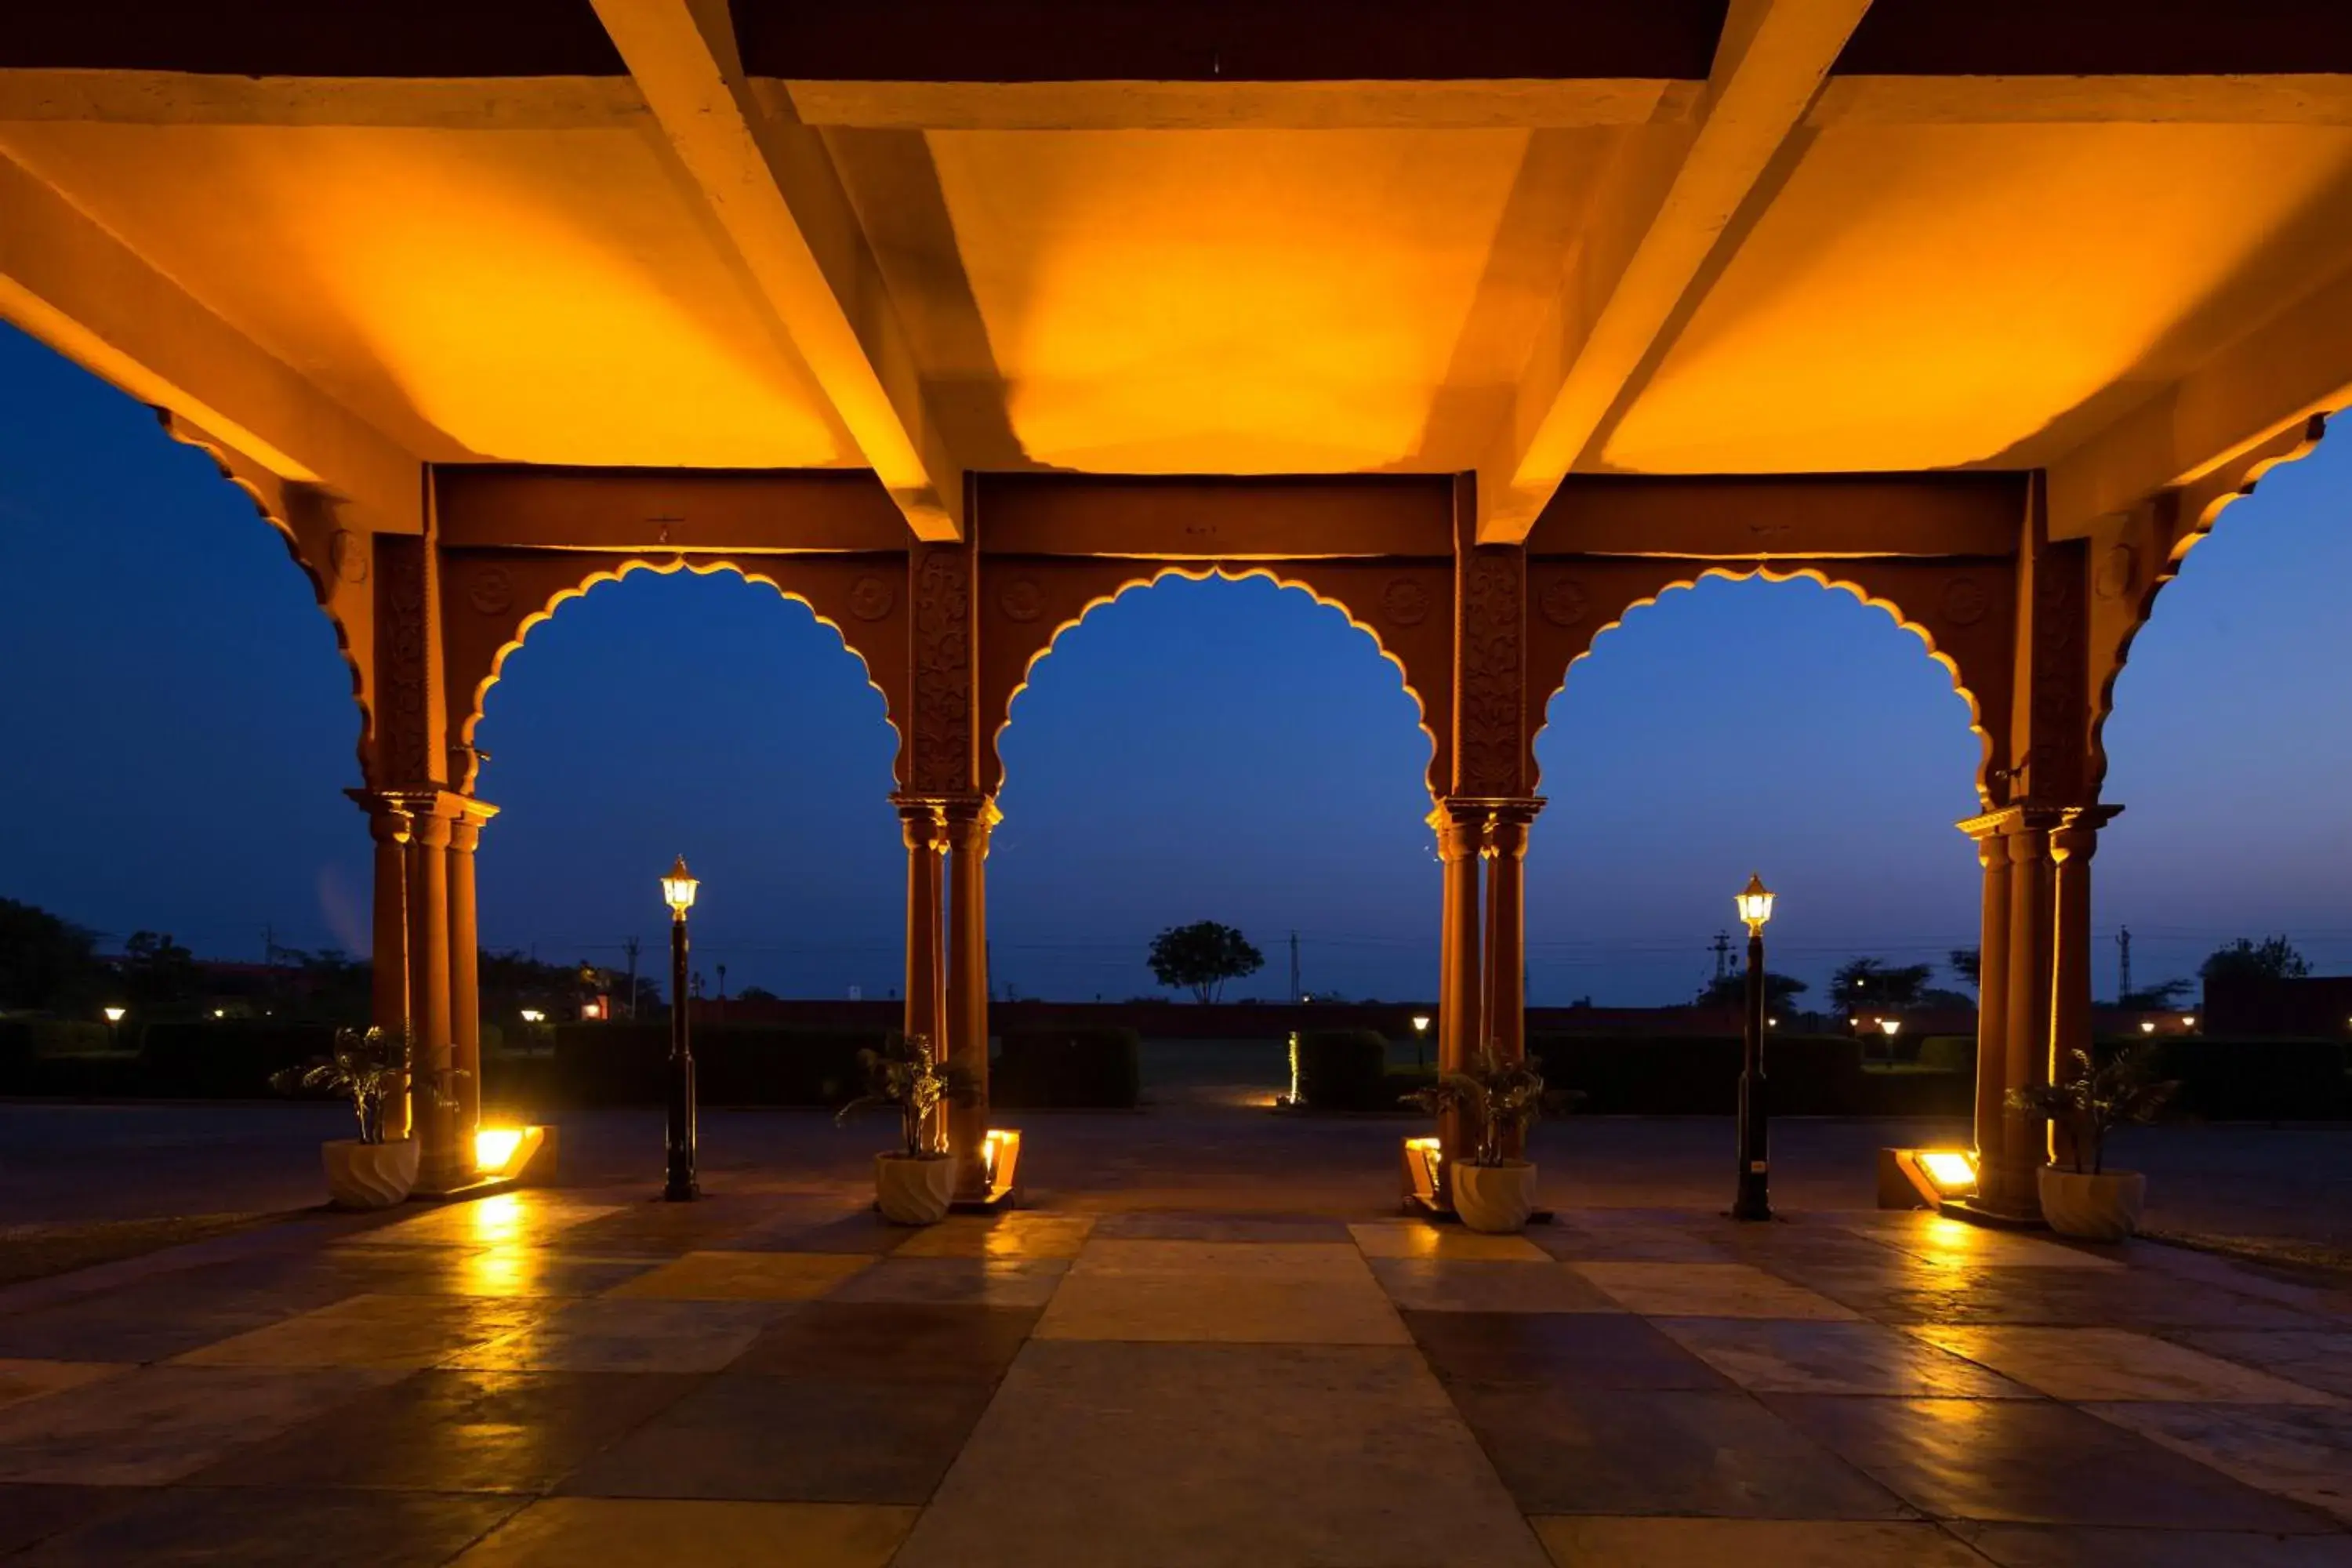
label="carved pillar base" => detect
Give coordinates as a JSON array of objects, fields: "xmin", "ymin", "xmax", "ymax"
[{"xmin": 943, "ymin": 797, "xmax": 998, "ymax": 1200}]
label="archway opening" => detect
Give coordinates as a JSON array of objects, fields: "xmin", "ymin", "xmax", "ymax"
[
  {"xmin": 1530, "ymin": 573, "xmax": 1984, "ymax": 1167},
  {"xmin": 992, "ymin": 572, "xmax": 1434, "ymax": 1109},
  {"xmin": 2100, "ymin": 433, "xmax": 2352, "ymax": 1018}
]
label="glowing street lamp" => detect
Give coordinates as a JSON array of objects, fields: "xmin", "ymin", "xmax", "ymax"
[
  {"xmin": 1878, "ymin": 1018, "xmax": 1902, "ymax": 1038},
  {"xmin": 661, "ymin": 855, "xmax": 701, "ymax": 1202},
  {"xmin": 1732, "ymin": 874, "xmax": 1774, "ymax": 1221},
  {"xmin": 102, "ymin": 1004, "xmax": 126, "ymax": 1045},
  {"xmin": 520, "ymin": 1009, "xmax": 545, "ymax": 1025},
  {"xmin": 2140, "ymin": 1020, "xmax": 2158, "ymax": 1035},
  {"xmin": 1410, "ymin": 1013, "xmax": 1432, "ymax": 1069}
]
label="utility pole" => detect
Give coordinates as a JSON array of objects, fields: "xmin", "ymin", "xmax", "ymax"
[
  {"xmin": 1710, "ymin": 930, "xmax": 1733, "ymax": 984},
  {"xmin": 623, "ymin": 935, "xmax": 641, "ymax": 1020},
  {"xmin": 2117, "ymin": 925, "xmax": 2132, "ymax": 1004},
  {"xmin": 1290, "ymin": 931, "xmax": 1301, "ymax": 1002}
]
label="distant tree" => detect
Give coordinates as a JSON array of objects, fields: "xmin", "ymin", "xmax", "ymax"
[
  {"xmin": 2118, "ymin": 978, "xmax": 2194, "ymax": 1010},
  {"xmin": 1148, "ymin": 921, "xmax": 1264, "ymax": 1004},
  {"xmin": 2199, "ymin": 936, "xmax": 2309, "ymax": 986},
  {"xmin": 120, "ymin": 931, "xmax": 200, "ymax": 1014},
  {"xmin": 1694, "ymin": 971, "xmax": 1809, "ymax": 1012},
  {"xmin": 1947, "ymin": 947, "xmax": 1980, "ymax": 989},
  {"xmin": 0, "ymin": 897, "xmax": 102, "ymax": 1011},
  {"xmin": 1831, "ymin": 957, "xmax": 1933, "ymax": 1010},
  {"xmin": 737, "ymin": 985, "xmax": 781, "ymax": 1003},
  {"xmin": 1916, "ymin": 987, "xmax": 1976, "ymax": 1011}
]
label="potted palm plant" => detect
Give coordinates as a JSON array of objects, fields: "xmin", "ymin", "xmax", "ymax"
[
  {"xmin": 1405, "ymin": 1045, "xmax": 1555, "ymax": 1233},
  {"xmin": 837, "ymin": 1033, "xmax": 959, "ymax": 1225},
  {"xmin": 272, "ymin": 1025, "xmax": 421, "ymax": 1210},
  {"xmin": 2007, "ymin": 1043, "xmax": 2178, "ymax": 1241}
]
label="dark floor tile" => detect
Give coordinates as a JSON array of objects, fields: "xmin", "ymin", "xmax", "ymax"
[
  {"xmin": 731, "ymin": 1302, "xmax": 1038, "ymax": 1384},
  {"xmin": 1403, "ymin": 1309, "xmax": 1733, "ymax": 1390},
  {"xmin": 11, "ymin": 1486, "xmax": 524, "ymax": 1566},
  {"xmin": 1800, "ymin": 1265, "xmax": 2329, "ymax": 1330},
  {"xmin": 0, "ymin": 1486, "xmax": 142, "ymax": 1557},
  {"xmin": 1767, "ymin": 1395, "xmax": 2338, "ymax": 1531},
  {"xmin": 1446, "ymin": 1382, "xmax": 1909, "ymax": 1519},
  {"xmin": 1089, "ymin": 1213, "xmax": 1355, "ymax": 1244},
  {"xmin": 0, "ymin": 1278, "xmax": 356, "ymax": 1364},
  {"xmin": 1950, "ymin": 1521, "xmax": 2352, "ymax": 1566},
  {"xmin": 560, "ymin": 1374, "xmax": 995, "ymax": 1504},
  {"xmin": 187, "ymin": 1370, "xmax": 701, "ymax": 1494},
  {"xmin": 731, "ymin": 1212, "xmax": 917, "ymax": 1255}
]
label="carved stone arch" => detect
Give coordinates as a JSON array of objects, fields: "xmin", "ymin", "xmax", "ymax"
[
  {"xmin": 158, "ymin": 412, "xmax": 378, "ymax": 783},
  {"xmin": 2088, "ymin": 412, "xmax": 2328, "ymax": 794},
  {"xmin": 439, "ymin": 548, "xmax": 910, "ymax": 797},
  {"xmin": 1527, "ymin": 555, "xmax": 2016, "ymax": 808},
  {"xmin": 978, "ymin": 555, "xmax": 1451, "ymax": 798}
]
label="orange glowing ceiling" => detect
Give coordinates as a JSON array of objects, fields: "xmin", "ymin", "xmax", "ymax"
[
  {"xmin": 1602, "ymin": 119, "xmax": 2352, "ymax": 475},
  {"xmin": 0, "ymin": 117, "xmax": 854, "ymax": 467}
]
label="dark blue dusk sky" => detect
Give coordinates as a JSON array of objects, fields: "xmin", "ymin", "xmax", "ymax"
[{"xmin": 3, "ymin": 322, "xmax": 2347, "ymax": 1006}]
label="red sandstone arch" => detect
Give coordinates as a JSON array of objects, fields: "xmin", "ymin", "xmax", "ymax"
[
  {"xmin": 979, "ymin": 557, "xmax": 1451, "ymax": 799},
  {"xmin": 1528, "ymin": 557, "xmax": 2016, "ymax": 808},
  {"xmin": 442, "ymin": 550, "xmax": 909, "ymax": 797}
]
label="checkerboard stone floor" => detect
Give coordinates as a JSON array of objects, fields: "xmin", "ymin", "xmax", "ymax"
[{"xmin": 1, "ymin": 1187, "xmax": 2349, "ymax": 1566}]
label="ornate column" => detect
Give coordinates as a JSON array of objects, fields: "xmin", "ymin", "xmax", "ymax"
[
  {"xmin": 944, "ymin": 796, "xmax": 997, "ymax": 1199},
  {"xmin": 1475, "ymin": 799, "xmax": 1541, "ymax": 1160},
  {"xmin": 445, "ymin": 800, "xmax": 498, "ymax": 1149},
  {"xmin": 1429, "ymin": 801, "xmax": 1484, "ymax": 1186},
  {"xmin": 350, "ymin": 791, "xmax": 414, "ymax": 1140},
  {"xmin": 2047, "ymin": 804, "xmax": 2121, "ymax": 1170},
  {"xmin": 402, "ymin": 804, "xmax": 462, "ymax": 1192},
  {"xmin": 895, "ymin": 797, "xmax": 949, "ymax": 1147},
  {"xmin": 1958, "ymin": 811, "xmax": 2020, "ymax": 1215},
  {"xmin": 1998, "ymin": 811, "xmax": 2060, "ymax": 1212}
]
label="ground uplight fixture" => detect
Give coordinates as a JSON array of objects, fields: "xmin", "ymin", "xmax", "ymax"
[
  {"xmin": 1732, "ymin": 873, "xmax": 1774, "ymax": 1221},
  {"xmin": 661, "ymin": 855, "xmax": 700, "ymax": 1202}
]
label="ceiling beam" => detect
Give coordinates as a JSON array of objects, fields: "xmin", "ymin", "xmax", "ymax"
[
  {"xmin": 1481, "ymin": 0, "xmax": 1875, "ymax": 543},
  {"xmin": 2047, "ymin": 261, "xmax": 2352, "ymax": 539},
  {"xmin": 0, "ymin": 151, "xmax": 422, "ymax": 532},
  {"xmin": 591, "ymin": 0, "xmax": 963, "ymax": 541}
]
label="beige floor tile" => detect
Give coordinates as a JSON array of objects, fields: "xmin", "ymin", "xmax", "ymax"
[
  {"xmin": 1656, "ymin": 1319, "xmax": 2034, "ymax": 1397},
  {"xmin": 1370, "ymin": 1259, "xmax": 1623, "ymax": 1314},
  {"xmin": 444, "ymin": 1299, "xmax": 782, "ymax": 1374},
  {"xmin": 0, "ymin": 1359, "xmax": 127, "ymax": 1412},
  {"xmin": 2086, "ymin": 1403, "xmax": 2352, "ymax": 1523},
  {"xmin": 452, "ymin": 1496, "xmax": 916, "ymax": 1566},
  {"xmin": 1842, "ymin": 1214, "xmax": 2122, "ymax": 1270},
  {"xmin": 1912, "ymin": 1327, "xmax": 2345, "ymax": 1404},
  {"xmin": 1570, "ymin": 1262, "xmax": 1860, "ymax": 1320},
  {"xmin": 1534, "ymin": 1517, "xmax": 1987, "ymax": 1566},
  {"xmin": 895, "ymin": 1341, "xmax": 1547, "ymax": 1566},
  {"xmin": 1071, "ymin": 1240, "xmax": 1374, "ymax": 1282},
  {"xmin": 604, "ymin": 1251, "xmax": 872, "ymax": 1301},
  {"xmin": 341, "ymin": 1196, "xmax": 621, "ymax": 1250},
  {"xmin": 827, "ymin": 1258, "xmax": 1068, "ymax": 1307},
  {"xmin": 1350, "ymin": 1223, "xmax": 1551, "ymax": 1262},
  {"xmin": 173, "ymin": 1294, "xmax": 546, "ymax": 1370},
  {"xmin": 1038, "ymin": 1272, "xmax": 1410, "ymax": 1345},
  {"xmin": 894, "ymin": 1214, "xmax": 1094, "ymax": 1260}
]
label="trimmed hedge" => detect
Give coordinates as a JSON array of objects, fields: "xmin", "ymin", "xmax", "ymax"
[
  {"xmin": 551, "ymin": 1023, "xmax": 881, "ymax": 1107},
  {"xmin": 1291, "ymin": 1029, "xmax": 1392, "ymax": 1110},
  {"xmin": 2149, "ymin": 1038, "xmax": 2350, "ymax": 1122},
  {"xmin": 1918, "ymin": 1036, "xmax": 1976, "ymax": 1074},
  {"xmin": 129, "ymin": 1021, "xmax": 336, "ymax": 1098},
  {"xmin": 993, "ymin": 1027, "xmax": 1142, "ymax": 1109},
  {"xmin": 1530, "ymin": 1035, "xmax": 1866, "ymax": 1115}
]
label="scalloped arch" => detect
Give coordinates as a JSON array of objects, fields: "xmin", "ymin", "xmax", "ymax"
[
  {"xmin": 991, "ymin": 563, "xmax": 1441, "ymax": 795},
  {"xmin": 156, "ymin": 418, "xmax": 375, "ymax": 782},
  {"xmin": 2089, "ymin": 414, "xmax": 2329, "ymax": 793},
  {"xmin": 1539, "ymin": 564, "xmax": 1998, "ymax": 804},
  {"xmin": 458, "ymin": 555, "xmax": 901, "ymax": 797}
]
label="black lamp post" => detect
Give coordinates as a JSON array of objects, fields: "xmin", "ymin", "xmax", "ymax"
[
  {"xmin": 660, "ymin": 855, "xmax": 701, "ymax": 1202},
  {"xmin": 1732, "ymin": 873, "xmax": 1776, "ymax": 1221}
]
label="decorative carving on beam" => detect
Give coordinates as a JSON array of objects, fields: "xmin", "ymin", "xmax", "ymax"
[
  {"xmin": 1526, "ymin": 554, "xmax": 2018, "ymax": 807},
  {"xmin": 432, "ymin": 465, "xmax": 909, "ymax": 553},
  {"xmin": 977, "ymin": 556, "xmax": 1452, "ymax": 799},
  {"xmin": 438, "ymin": 547, "xmax": 910, "ymax": 797},
  {"xmin": 376, "ymin": 535, "xmax": 437, "ymax": 789},
  {"xmin": 975, "ymin": 473, "xmax": 1457, "ymax": 560},
  {"xmin": 2087, "ymin": 413, "xmax": 2328, "ymax": 793},
  {"xmin": 909, "ymin": 542, "xmax": 977, "ymax": 794},
  {"xmin": 159, "ymin": 412, "xmax": 377, "ymax": 786},
  {"xmin": 1527, "ymin": 472, "xmax": 2029, "ymax": 559},
  {"xmin": 1457, "ymin": 548, "xmax": 1528, "ymax": 797}
]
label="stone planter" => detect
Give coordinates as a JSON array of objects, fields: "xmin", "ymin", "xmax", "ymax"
[
  {"xmin": 1451, "ymin": 1159, "xmax": 1538, "ymax": 1234},
  {"xmin": 322, "ymin": 1138, "xmax": 419, "ymax": 1210},
  {"xmin": 2038, "ymin": 1166, "xmax": 2145, "ymax": 1242},
  {"xmin": 875, "ymin": 1152, "xmax": 956, "ymax": 1225}
]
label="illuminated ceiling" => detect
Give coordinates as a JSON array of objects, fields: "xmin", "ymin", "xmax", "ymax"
[{"xmin": 4, "ymin": 0, "xmax": 2352, "ymax": 542}]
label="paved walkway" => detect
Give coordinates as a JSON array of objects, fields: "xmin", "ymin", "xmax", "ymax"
[{"xmin": 1, "ymin": 1151, "xmax": 2350, "ymax": 1565}]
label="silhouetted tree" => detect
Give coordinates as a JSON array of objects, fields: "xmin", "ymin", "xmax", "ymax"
[
  {"xmin": 0, "ymin": 898, "xmax": 102, "ymax": 1012},
  {"xmin": 1947, "ymin": 947, "xmax": 1980, "ymax": 989},
  {"xmin": 1694, "ymin": 971, "xmax": 1809, "ymax": 1012},
  {"xmin": 1148, "ymin": 921, "xmax": 1264, "ymax": 1004},
  {"xmin": 738, "ymin": 985, "xmax": 781, "ymax": 1003},
  {"xmin": 1831, "ymin": 957, "xmax": 1933, "ymax": 1010},
  {"xmin": 2200, "ymin": 936, "xmax": 2309, "ymax": 986},
  {"xmin": 120, "ymin": 931, "xmax": 200, "ymax": 1015},
  {"xmin": 2119, "ymin": 978, "xmax": 2194, "ymax": 1010}
]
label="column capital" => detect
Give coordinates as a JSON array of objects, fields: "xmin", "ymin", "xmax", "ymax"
[
  {"xmin": 1432, "ymin": 796, "xmax": 1544, "ymax": 858},
  {"xmin": 352, "ymin": 785, "xmax": 495, "ymax": 826},
  {"xmin": 2050, "ymin": 803, "xmax": 2123, "ymax": 863},
  {"xmin": 1955, "ymin": 802, "xmax": 2069, "ymax": 843}
]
